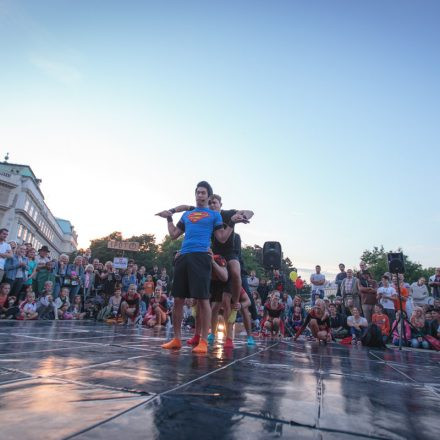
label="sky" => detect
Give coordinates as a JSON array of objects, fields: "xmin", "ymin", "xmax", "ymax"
[{"xmin": 1, "ymin": 0, "xmax": 439, "ymax": 278}]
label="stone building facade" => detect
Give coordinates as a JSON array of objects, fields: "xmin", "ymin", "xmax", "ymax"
[{"xmin": 0, "ymin": 161, "xmax": 77, "ymax": 257}]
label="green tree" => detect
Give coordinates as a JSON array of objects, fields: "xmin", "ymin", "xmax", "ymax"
[
  {"xmin": 156, "ymin": 235, "xmax": 184, "ymax": 277},
  {"xmin": 241, "ymin": 245, "xmax": 264, "ymax": 276},
  {"xmin": 89, "ymin": 231, "xmax": 124, "ymax": 264},
  {"xmin": 360, "ymin": 245, "xmax": 435, "ymax": 285}
]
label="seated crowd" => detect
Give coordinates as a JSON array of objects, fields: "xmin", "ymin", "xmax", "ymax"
[{"xmin": 0, "ymin": 232, "xmax": 439, "ymax": 351}]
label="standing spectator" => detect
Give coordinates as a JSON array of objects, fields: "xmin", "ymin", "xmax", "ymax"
[
  {"xmin": 99, "ymin": 261, "xmax": 118, "ymax": 302},
  {"xmin": 67, "ymin": 256, "xmax": 84, "ymax": 301},
  {"xmin": 83, "ymin": 249, "xmax": 92, "ymax": 263},
  {"xmin": 335, "ymin": 263, "xmax": 347, "ymax": 297},
  {"xmin": 4, "ymin": 244, "xmax": 29, "ymax": 301},
  {"xmin": 359, "ymin": 261, "xmax": 368, "ymax": 274},
  {"xmin": 35, "ymin": 246, "xmax": 51, "ymax": 268},
  {"xmin": 310, "ymin": 265, "xmax": 325, "ymax": 305},
  {"xmin": 34, "ymin": 261, "xmax": 56, "ymax": 296},
  {"xmin": 392, "ymin": 274, "xmax": 409, "ymax": 313},
  {"xmin": 81, "ymin": 264, "xmax": 96, "ymax": 299},
  {"xmin": 52, "ymin": 254, "xmax": 69, "ymax": 299},
  {"xmin": 257, "ymin": 278, "xmax": 270, "ymax": 304},
  {"xmin": 137, "ymin": 266, "xmax": 147, "ymax": 285},
  {"xmin": 0, "ymin": 228, "xmax": 13, "ymax": 282},
  {"xmin": 428, "ymin": 268, "xmax": 440, "ymax": 299},
  {"xmin": 376, "ymin": 275, "xmax": 397, "ymax": 324},
  {"xmin": 347, "ymin": 307, "xmax": 368, "ymax": 345},
  {"xmin": 122, "ymin": 268, "xmax": 137, "ymax": 293},
  {"xmin": 410, "ymin": 277, "xmax": 430, "ymax": 307},
  {"xmin": 25, "ymin": 248, "xmax": 37, "ymax": 292},
  {"xmin": 372, "ymin": 304, "xmax": 390, "ymax": 344},
  {"xmin": 270, "ymin": 269, "xmax": 285, "ymax": 293},
  {"xmin": 358, "ymin": 271, "xmax": 377, "ymax": 322},
  {"xmin": 340, "ymin": 269, "xmax": 361, "ymax": 311},
  {"xmin": 247, "ymin": 270, "xmax": 259, "ymax": 295}
]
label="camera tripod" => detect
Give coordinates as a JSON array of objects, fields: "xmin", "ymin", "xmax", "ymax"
[{"xmin": 387, "ymin": 273, "xmax": 428, "ymax": 350}]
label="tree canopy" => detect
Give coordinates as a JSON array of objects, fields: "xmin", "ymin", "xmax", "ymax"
[{"xmin": 360, "ymin": 245, "xmax": 435, "ymax": 285}]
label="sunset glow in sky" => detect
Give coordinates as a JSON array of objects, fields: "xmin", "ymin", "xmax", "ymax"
[{"xmin": 1, "ymin": 0, "xmax": 439, "ymax": 276}]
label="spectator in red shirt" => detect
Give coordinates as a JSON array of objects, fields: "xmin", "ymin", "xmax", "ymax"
[{"xmin": 121, "ymin": 284, "xmax": 141, "ymax": 325}]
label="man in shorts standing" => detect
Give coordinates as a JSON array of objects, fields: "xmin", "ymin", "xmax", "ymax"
[{"xmin": 156, "ymin": 181, "xmax": 247, "ymax": 353}]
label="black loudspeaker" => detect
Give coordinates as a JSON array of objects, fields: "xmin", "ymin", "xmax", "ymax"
[
  {"xmin": 263, "ymin": 241, "xmax": 282, "ymax": 270},
  {"xmin": 387, "ymin": 252, "xmax": 405, "ymax": 274}
]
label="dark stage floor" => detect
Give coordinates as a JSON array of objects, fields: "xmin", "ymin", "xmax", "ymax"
[{"xmin": 0, "ymin": 321, "xmax": 439, "ymax": 440}]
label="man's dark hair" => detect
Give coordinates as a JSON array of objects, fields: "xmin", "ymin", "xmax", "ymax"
[
  {"xmin": 0, "ymin": 228, "xmax": 8, "ymax": 234},
  {"xmin": 375, "ymin": 303, "xmax": 384, "ymax": 312},
  {"xmin": 382, "ymin": 275, "xmax": 389, "ymax": 281},
  {"xmin": 195, "ymin": 181, "xmax": 213, "ymax": 197}
]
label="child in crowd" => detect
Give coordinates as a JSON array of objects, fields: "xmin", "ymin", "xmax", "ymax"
[
  {"xmin": 121, "ymin": 283, "xmax": 141, "ymax": 325},
  {"xmin": 107, "ymin": 286, "xmax": 123, "ymax": 322},
  {"xmin": 391, "ymin": 310, "xmax": 411, "ymax": 346},
  {"xmin": 0, "ymin": 282, "xmax": 10, "ymax": 317},
  {"xmin": 18, "ymin": 291, "xmax": 38, "ymax": 320},
  {"xmin": 288, "ymin": 304, "xmax": 305, "ymax": 335},
  {"xmin": 69, "ymin": 295, "xmax": 86, "ymax": 320},
  {"xmin": 410, "ymin": 307, "xmax": 430, "ymax": 349},
  {"xmin": 256, "ymin": 298, "xmax": 264, "ymax": 320},
  {"xmin": 55, "ymin": 287, "xmax": 71, "ymax": 319},
  {"xmin": 294, "ymin": 299, "xmax": 331, "ymax": 343},
  {"xmin": 347, "ymin": 307, "xmax": 368, "ymax": 345},
  {"xmin": 37, "ymin": 293, "xmax": 57, "ymax": 320},
  {"xmin": 372, "ymin": 304, "xmax": 390, "ymax": 344},
  {"xmin": 60, "ymin": 303, "xmax": 74, "ymax": 320},
  {"xmin": 182, "ymin": 298, "xmax": 195, "ymax": 328},
  {"xmin": 144, "ymin": 286, "xmax": 169, "ymax": 328}
]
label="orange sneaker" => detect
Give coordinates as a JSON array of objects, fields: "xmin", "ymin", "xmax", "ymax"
[
  {"xmin": 161, "ymin": 338, "xmax": 182, "ymax": 350},
  {"xmin": 192, "ymin": 339, "xmax": 208, "ymax": 354},
  {"xmin": 187, "ymin": 334, "xmax": 200, "ymax": 346}
]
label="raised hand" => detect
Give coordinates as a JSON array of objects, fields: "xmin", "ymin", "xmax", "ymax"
[{"xmin": 155, "ymin": 210, "xmax": 173, "ymax": 218}]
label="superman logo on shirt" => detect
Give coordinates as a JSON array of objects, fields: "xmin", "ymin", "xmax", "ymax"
[{"xmin": 188, "ymin": 211, "xmax": 210, "ymax": 223}]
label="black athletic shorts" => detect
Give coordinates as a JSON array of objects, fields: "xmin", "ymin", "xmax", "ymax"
[
  {"xmin": 223, "ymin": 253, "xmax": 239, "ymax": 262},
  {"xmin": 210, "ymin": 280, "xmax": 226, "ymax": 303},
  {"xmin": 173, "ymin": 252, "xmax": 212, "ymax": 299}
]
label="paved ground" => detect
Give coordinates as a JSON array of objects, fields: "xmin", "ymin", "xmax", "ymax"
[{"xmin": 0, "ymin": 321, "xmax": 439, "ymax": 439}]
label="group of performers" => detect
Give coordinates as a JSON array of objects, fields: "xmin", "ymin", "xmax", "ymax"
[
  {"xmin": 156, "ymin": 180, "xmax": 334, "ymax": 353},
  {"xmin": 156, "ymin": 181, "xmax": 254, "ymax": 353}
]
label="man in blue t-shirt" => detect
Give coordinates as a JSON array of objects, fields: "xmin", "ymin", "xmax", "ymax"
[{"xmin": 156, "ymin": 181, "xmax": 246, "ymax": 353}]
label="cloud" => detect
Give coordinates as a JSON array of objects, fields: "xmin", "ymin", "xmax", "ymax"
[{"xmin": 30, "ymin": 55, "xmax": 82, "ymax": 84}]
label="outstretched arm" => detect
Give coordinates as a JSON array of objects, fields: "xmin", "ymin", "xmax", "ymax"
[{"xmin": 155, "ymin": 204, "xmax": 195, "ymax": 218}]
